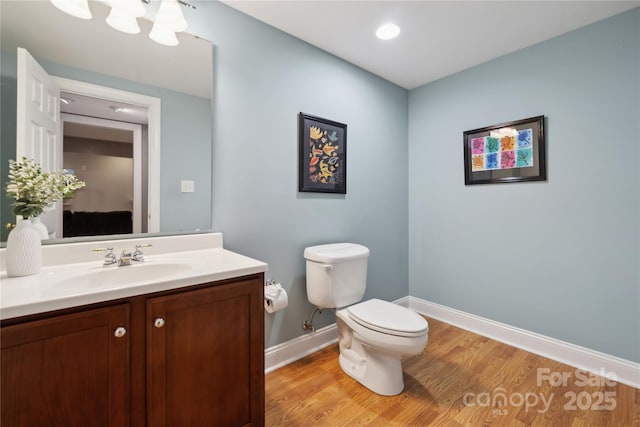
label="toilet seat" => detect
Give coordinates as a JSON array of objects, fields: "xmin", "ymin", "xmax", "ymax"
[{"xmin": 347, "ymin": 299, "xmax": 428, "ymax": 338}]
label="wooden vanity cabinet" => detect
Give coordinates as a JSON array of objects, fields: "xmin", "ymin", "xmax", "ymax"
[
  {"xmin": 146, "ymin": 275, "xmax": 265, "ymax": 426},
  {"xmin": 1, "ymin": 273, "xmax": 265, "ymax": 427},
  {"xmin": 1, "ymin": 304, "xmax": 130, "ymax": 427}
]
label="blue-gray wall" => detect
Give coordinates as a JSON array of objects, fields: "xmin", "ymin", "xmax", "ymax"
[
  {"xmin": 188, "ymin": 2, "xmax": 409, "ymax": 346},
  {"xmin": 408, "ymin": 9, "xmax": 639, "ymax": 362}
]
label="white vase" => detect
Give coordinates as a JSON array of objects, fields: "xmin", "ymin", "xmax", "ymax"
[
  {"xmin": 6, "ymin": 220, "xmax": 42, "ymax": 277},
  {"xmin": 31, "ymin": 216, "xmax": 49, "ymax": 240}
]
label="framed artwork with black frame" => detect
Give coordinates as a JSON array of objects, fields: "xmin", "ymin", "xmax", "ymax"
[
  {"xmin": 463, "ymin": 115, "xmax": 546, "ymax": 185},
  {"xmin": 298, "ymin": 112, "xmax": 347, "ymax": 194}
]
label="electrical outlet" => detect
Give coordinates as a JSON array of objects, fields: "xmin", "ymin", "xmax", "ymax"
[{"xmin": 180, "ymin": 180, "xmax": 195, "ymax": 193}]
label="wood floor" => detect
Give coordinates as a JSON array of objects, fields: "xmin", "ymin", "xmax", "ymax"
[{"xmin": 265, "ymin": 318, "xmax": 639, "ymax": 426}]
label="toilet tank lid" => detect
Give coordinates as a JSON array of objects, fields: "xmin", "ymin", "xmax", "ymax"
[{"xmin": 304, "ymin": 243, "xmax": 370, "ymax": 263}]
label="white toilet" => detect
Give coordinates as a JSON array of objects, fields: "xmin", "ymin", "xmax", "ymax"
[{"xmin": 304, "ymin": 243, "xmax": 428, "ymax": 396}]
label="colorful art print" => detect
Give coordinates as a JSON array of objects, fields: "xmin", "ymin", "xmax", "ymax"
[
  {"xmin": 469, "ymin": 129, "xmax": 533, "ymax": 171},
  {"xmin": 463, "ymin": 115, "xmax": 546, "ymax": 185},
  {"xmin": 298, "ymin": 113, "xmax": 347, "ymax": 194}
]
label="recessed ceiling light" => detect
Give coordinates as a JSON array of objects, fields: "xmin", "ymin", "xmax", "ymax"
[
  {"xmin": 376, "ymin": 23, "xmax": 400, "ymax": 40},
  {"xmin": 60, "ymin": 97, "xmax": 74, "ymax": 105}
]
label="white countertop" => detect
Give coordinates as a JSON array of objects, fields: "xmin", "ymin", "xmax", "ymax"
[{"xmin": 0, "ymin": 233, "xmax": 268, "ymax": 320}]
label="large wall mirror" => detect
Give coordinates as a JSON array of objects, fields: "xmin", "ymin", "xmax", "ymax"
[{"xmin": 0, "ymin": 0, "xmax": 214, "ymax": 244}]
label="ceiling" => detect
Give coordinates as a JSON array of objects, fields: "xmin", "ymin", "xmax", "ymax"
[
  {"xmin": 61, "ymin": 92, "xmax": 148, "ymax": 125},
  {"xmin": 61, "ymin": 92, "xmax": 148, "ymax": 144},
  {"xmin": 222, "ymin": 1, "xmax": 640, "ymax": 90}
]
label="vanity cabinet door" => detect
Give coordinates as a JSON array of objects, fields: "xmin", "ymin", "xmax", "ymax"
[
  {"xmin": 147, "ymin": 276, "xmax": 264, "ymax": 427},
  {"xmin": 1, "ymin": 304, "xmax": 130, "ymax": 427}
]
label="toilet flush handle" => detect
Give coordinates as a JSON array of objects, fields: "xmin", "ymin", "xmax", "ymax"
[{"xmin": 322, "ymin": 264, "xmax": 334, "ymax": 271}]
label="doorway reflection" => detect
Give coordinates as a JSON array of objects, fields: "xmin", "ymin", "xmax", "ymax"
[{"xmin": 61, "ymin": 93, "xmax": 148, "ymax": 237}]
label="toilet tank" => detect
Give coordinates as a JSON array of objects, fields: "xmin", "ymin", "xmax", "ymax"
[{"xmin": 304, "ymin": 243, "xmax": 370, "ymax": 308}]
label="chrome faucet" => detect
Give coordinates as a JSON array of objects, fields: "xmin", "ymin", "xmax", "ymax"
[
  {"xmin": 94, "ymin": 247, "xmax": 117, "ymax": 266},
  {"xmin": 93, "ymin": 244, "xmax": 152, "ymax": 267},
  {"xmin": 132, "ymin": 244, "xmax": 151, "ymax": 262}
]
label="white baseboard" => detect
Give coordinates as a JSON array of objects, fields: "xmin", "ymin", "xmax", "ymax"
[
  {"xmin": 265, "ymin": 323, "xmax": 338, "ymax": 374},
  {"xmin": 264, "ymin": 296, "xmax": 639, "ymax": 389},
  {"xmin": 407, "ymin": 297, "xmax": 640, "ymax": 389}
]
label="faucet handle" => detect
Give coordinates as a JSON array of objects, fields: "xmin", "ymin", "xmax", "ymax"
[
  {"xmin": 93, "ymin": 247, "xmax": 116, "ymax": 266},
  {"xmin": 133, "ymin": 243, "xmax": 152, "ymax": 262}
]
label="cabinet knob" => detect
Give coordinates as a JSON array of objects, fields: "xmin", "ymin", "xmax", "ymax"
[
  {"xmin": 154, "ymin": 317, "xmax": 165, "ymax": 328},
  {"xmin": 114, "ymin": 326, "xmax": 127, "ymax": 338}
]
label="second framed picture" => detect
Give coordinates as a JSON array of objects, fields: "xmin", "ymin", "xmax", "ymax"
[
  {"xmin": 298, "ymin": 113, "xmax": 347, "ymax": 194},
  {"xmin": 463, "ymin": 115, "xmax": 546, "ymax": 185}
]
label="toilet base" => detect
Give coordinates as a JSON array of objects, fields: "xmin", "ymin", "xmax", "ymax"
[
  {"xmin": 336, "ymin": 315, "xmax": 415, "ymax": 396},
  {"xmin": 338, "ymin": 347, "xmax": 404, "ymax": 396}
]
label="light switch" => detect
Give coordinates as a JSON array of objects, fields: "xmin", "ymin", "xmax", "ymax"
[{"xmin": 181, "ymin": 180, "xmax": 195, "ymax": 193}]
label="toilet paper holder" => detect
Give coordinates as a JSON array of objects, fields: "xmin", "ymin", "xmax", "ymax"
[{"xmin": 264, "ymin": 279, "xmax": 288, "ymax": 313}]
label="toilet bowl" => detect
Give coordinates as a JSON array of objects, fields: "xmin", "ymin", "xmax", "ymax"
[
  {"xmin": 336, "ymin": 299, "xmax": 428, "ymax": 396},
  {"xmin": 304, "ymin": 243, "xmax": 429, "ymax": 396}
]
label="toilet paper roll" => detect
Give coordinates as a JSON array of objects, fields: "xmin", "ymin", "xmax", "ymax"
[{"xmin": 264, "ymin": 283, "xmax": 288, "ymax": 313}]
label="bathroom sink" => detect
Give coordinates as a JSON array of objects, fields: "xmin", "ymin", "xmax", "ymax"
[{"xmin": 55, "ymin": 262, "xmax": 193, "ymax": 289}]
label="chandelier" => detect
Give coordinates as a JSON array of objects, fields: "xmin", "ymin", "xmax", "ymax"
[{"xmin": 50, "ymin": 0, "xmax": 194, "ymax": 46}]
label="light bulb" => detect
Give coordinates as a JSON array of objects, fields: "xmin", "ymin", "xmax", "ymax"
[
  {"xmin": 153, "ymin": 0, "xmax": 187, "ymax": 32},
  {"xmin": 149, "ymin": 23, "xmax": 179, "ymax": 46},
  {"xmin": 106, "ymin": 0, "xmax": 145, "ymax": 34},
  {"xmin": 107, "ymin": 9, "xmax": 140, "ymax": 34},
  {"xmin": 50, "ymin": 0, "xmax": 92, "ymax": 20}
]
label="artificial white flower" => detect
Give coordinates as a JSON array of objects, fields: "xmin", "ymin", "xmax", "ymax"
[{"xmin": 5, "ymin": 157, "xmax": 85, "ymax": 219}]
